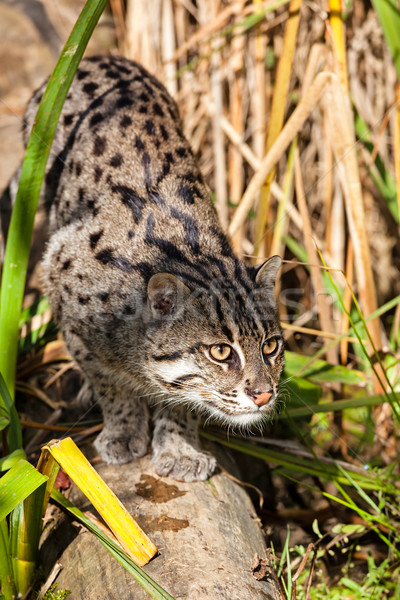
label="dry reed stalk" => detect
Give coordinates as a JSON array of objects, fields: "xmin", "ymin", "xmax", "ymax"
[
  {"xmin": 294, "ymin": 148, "xmax": 337, "ymax": 364},
  {"xmin": 322, "ymin": 112, "xmax": 334, "ymax": 256},
  {"xmin": 284, "ymin": 200, "xmax": 337, "ymax": 271},
  {"xmin": 253, "ymin": 0, "xmax": 302, "ymax": 261},
  {"xmin": 328, "ymin": 0, "xmax": 349, "ymax": 93},
  {"xmin": 220, "ymin": 116, "xmax": 261, "ymax": 171},
  {"xmin": 301, "ymin": 44, "xmax": 328, "ymax": 94},
  {"xmin": 369, "ymin": 104, "xmax": 392, "ymax": 166},
  {"xmin": 109, "ymin": 0, "xmax": 126, "ymax": 54},
  {"xmin": 251, "ymin": 3, "xmax": 267, "ymax": 179},
  {"xmin": 270, "ymin": 139, "xmax": 296, "ymax": 257},
  {"xmin": 249, "ymin": 0, "xmax": 267, "ymax": 252},
  {"xmin": 202, "ymin": 0, "xmax": 228, "ymax": 228},
  {"xmin": 281, "ymin": 322, "xmax": 358, "ymax": 343},
  {"xmin": 229, "ymin": 18, "xmax": 246, "ymax": 254},
  {"xmin": 328, "ymin": 181, "xmax": 345, "ymax": 271},
  {"xmin": 161, "ymin": 0, "xmax": 178, "ymax": 96},
  {"xmin": 229, "ymin": 71, "xmax": 333, "ymax": 238},
  {"xmin": 325, "ymin": 78, "xmax": 384, "ymax": 392},
  {"xmin": 125, "ymin": 0, "xmax": 159, "ymax": 73},
  {"xmin": 170, "ymin": 0, "xmax": 244, "ymax": 62},
  {"xmin": 174, "ymin": 0, "xmax": 188, "ymax": 70},
  {"xmin": 340, "ymin": 240, "xmax": 354, "ymax": 365}
]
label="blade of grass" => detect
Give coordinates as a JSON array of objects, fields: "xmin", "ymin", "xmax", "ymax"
[
  {"xmin": 0, "ymin": 371, "xmax": 22, "ymax": 452},
  {"xmin": 328, "ymin": 481, "xmax": 399, "ymax": 555},
  {"xmin": 0, "ymin": 449, "xmax": 27, "ymax": 472},
  {"xmin": 0, "ymin": 406, "xmax": 9, "ymax": 432},
  {"xmin": 51, "ymin": 489, "xmax": 175, "ymax": 600},
  {"xmin": 318, "ymin": 250, "xmax": 400, "ymax": 417},
  {"xmin": 0, "ymin": 0, "xmax": 107, "ymax": 401},
  {"xmin": 41, "ymin": 438, "xmax": 157, "ymax": 566},
  {"xmin": 0, "ymin": 519, "xmax": 15, "ymax": 600},
  {"xmin": 36, "ymin": 446, "xmax": 60, "ymax": 518},
  {"xmin": 0, "ymin": 459, "xmax": 47, "ymax": 522},
  {"xmin": 201, "ymin": 431, "xmax": 379, "ymax": 490},
  {"xmin": 9, "ymin": 483, "xmax": 47, "ymax": 596},
  {"xmin": 372, "ymin": 0, "xmax": 400, "ymax": 79},
  {"xmin": 282, "ymin": 392, "xmax": 398, "ymax": 418},
  {"xmin": 354, "ymin": 110, "xmax": 398, "ymax": 223}
]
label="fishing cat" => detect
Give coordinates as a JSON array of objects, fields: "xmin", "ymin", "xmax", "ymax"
[{"xmin": 20, "ymin": 55, "xmax": 284, "ymax": 481}]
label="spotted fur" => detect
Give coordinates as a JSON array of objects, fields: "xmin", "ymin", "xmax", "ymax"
[{"xmin": 20, "ymin": 56, "xmax": 284, "ymax": 481}]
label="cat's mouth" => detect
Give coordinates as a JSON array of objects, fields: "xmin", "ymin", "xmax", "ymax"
[{"xmin": 210, "ymin": 392, "xmax": 278, "ymax": 426}]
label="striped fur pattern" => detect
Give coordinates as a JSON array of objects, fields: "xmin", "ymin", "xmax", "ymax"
[{"xmin": 21, "ymin": 56, "xmax": 284, "ymax": 481}]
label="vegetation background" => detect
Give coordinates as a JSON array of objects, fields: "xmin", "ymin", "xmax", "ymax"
[{"xmin": 0, "ymin": 0, "xmax": 400, "ymax": 598}]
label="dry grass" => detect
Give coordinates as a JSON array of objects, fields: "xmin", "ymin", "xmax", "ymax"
[{"xmin": 107, "ymin": 0, "xmax": 399, "ymax": 352}]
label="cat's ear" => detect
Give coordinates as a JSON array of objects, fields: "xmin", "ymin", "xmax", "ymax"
[
  {"xmin": 147, "ymin": 273, "xmax": 190, "ymax": 318},
  {"xmin": 254, "ymin": 255, "xmax": 282, "ymax": 292}
]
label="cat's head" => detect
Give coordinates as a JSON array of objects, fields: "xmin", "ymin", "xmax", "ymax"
[{"xmin": 143, "ymin": 256, "xmax": 284, "ymax": 427}]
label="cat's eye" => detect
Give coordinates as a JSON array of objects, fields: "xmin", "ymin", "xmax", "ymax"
[
  {"xmin": 262, "ymin": 337, "xmax": 279, "ymax": 357},
  {"xmin": 209, "ymin": 344, "xmax": 232, "ymax": 361}
]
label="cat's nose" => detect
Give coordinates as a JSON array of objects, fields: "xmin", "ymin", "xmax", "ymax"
[{"xmin": 246, "ymin": 389, "xmax": 274, "ymax": 406}]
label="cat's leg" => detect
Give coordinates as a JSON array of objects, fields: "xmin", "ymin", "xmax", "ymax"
[
  {"xmin": 63, "ymin": 329, "xmax": 150, "ymax": 465},
  {"xmin": 93, "ymin": 381, "xmax": 150, "ymax": 464},
  {"xmin": 152, "ymin": 405, "xmax": 216, "ymax": 482}
]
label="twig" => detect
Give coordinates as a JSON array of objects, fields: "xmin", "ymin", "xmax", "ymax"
[
  {"xmin": 291, "ymin": 543, "xmax": 315, "ymax": 600},
  {"xmin": 36, "ymin": 563, "xmax": 63, "ymax": 600}
]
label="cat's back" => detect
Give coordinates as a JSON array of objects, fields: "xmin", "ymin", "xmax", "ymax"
[{"xmin": 26, "ymin": 56, "xmax": 215, "ymax": 235}]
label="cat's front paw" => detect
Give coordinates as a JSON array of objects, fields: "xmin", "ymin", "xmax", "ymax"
[
  {"xmin": 152, "ymin": 444, "xmax": 217, "ymax": 482},
  {"xmin": 94, "ymin": 429, "xmax": 149, "ymax": 465}
]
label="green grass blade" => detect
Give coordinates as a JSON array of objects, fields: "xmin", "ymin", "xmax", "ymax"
[
  {"xmin": 0, "ymin": 0, "xmax": 107, "ymax": 401},
  {"xmin": 201, "ymin": 431, "xmax": 379, "ymax": 490},
  {"xmin": 317, "ymin": 250, "xmax": 399, "ymax": 416},
  {"xmin": 0, "ymin": 449, "xmax": 27, "ymax": 472},
  {"xmin": 282, "ymin": 392, "xmax": 398, "ymax": 418},
  {"xmin": 0, "ymin": 459, "xmax": 47, "ymax": 522},
  {"xmin": 0, "ymin": 406, "xmax": 9, "ymax": 432},
  {"xmin": 0, "ymin": 519, "xmax": 15, "ymax": 600},
  {"xmin": 372, "ymin": 0, "xmax": 400, "ymax": 79},
  {"xmin": 51, "ymin": 489, "xmax": 176, "ymax": 600},
  {"xmin": 354, "ymin": 110, "xmax": 398, "ymax": 223},
  {"xmin": 9, "ymin": 484, "xmax": 47, "ymax": 596},
  {"xmin": 0, "ymin": 371, "xmax": 22, "ymax": 452}
]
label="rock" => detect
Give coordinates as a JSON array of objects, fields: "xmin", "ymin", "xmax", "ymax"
[{"xmin": 43, "ymin": 454, "xmax": 278, "ymax": 599}]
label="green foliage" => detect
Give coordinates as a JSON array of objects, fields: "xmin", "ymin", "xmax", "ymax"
[
  {"xmin": 292, "ymin": 548, "xmax": 400, "ymax": 600},
  {"xmin": 354, "ymin": 110, "xmax": 399, "ymax": 224},
  {"xmin": 372, "ymin": 0, "xmax": 400, "ymax": 79},
  {"xmin": 40, "ymin": 584, "xmax": 72, "ymax": 600},
  {"xmin": 0, "ymin": 371, "xmax": 22, "ymax": 453},
  {"xmin": 0, "ymin": 460, "xmax": 47, "ymax": 522}
]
